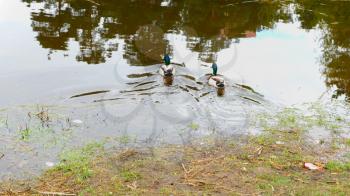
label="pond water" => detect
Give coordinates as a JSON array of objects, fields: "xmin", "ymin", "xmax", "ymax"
[
  {"xmin": 1, "ymin": 0, "xmax": 350, "ymax": 179},
  {"xmin": 2, "ymin": 0, "xmax": 350, "ymax": 106}
]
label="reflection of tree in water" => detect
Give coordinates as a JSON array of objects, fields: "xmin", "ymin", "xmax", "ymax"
[
  {"xmin": 123, "ymin": 25, "xmax": 171, "ymax": 66},
  {"xmin": 23, "ymin": 0, "xmax": 119, "ymax": 64},
  {"xmin": 23, "ymin": 0, "xmax": 290, "ymax": 64},
  {"xmin": 181, "ymin": 0, "xmax": 291, "ymax": 62},
  {"xmin": 296, "ymin": 0, "xmax": 350, "ymax": 100}
]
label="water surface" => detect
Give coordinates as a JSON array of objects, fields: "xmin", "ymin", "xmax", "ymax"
[{"xmin": 1, "ymin": 0, "xmax": 350, "ymax": 105}]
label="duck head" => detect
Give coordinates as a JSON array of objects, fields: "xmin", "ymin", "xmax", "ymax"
[{"xmin": 163, "ymin": 54, "xmax": 171, "ymax": 65}]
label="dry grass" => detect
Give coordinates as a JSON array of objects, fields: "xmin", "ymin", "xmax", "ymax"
[{"xmin": 2, "ymin": 129, "xmax": 350, "ymax": 195}]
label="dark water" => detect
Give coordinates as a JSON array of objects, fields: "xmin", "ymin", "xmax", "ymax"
[
  {"xmin": 1, "ymin": 0, "xmax": 350, "ymax": 179},
  {"xmin": 1, "ymin": 0, "xmax": 350, "ymax": 105}
]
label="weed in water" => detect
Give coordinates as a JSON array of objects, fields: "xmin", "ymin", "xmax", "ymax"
[
  {"xmin": 189, "ymin": 122, "xmax": 199, "ymax": 130},
  {"xmin": 20, "ymin": 128, "xmax": 31, "ymax": 141},
  {"xmin": 256, "ymin": 102, "xmax": 350, "ymax": 135}
]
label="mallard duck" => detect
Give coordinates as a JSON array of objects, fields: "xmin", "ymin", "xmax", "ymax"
[
  {"xmin": 160, "ymin": 54, "xmax": 176, "ymax": 77},
  {"xmin": 208, "ymin": 63, "xmax": 226, "ymax": 96},
  {"xmin": 159, "ymin": 54, "xmax": 175, "ymax": 86}
]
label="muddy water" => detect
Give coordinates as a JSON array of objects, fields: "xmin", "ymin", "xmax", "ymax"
[{"xmin": 1, "ymin": 0, "xmax": 350, "ymax": 179}]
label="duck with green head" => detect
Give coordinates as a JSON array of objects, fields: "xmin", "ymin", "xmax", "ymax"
[
  {"xmin": 208, "ymin": 63, "xmax": 226, "ymax": 96},
  {"xmin": 160, "ymin": 54, "xmax": 175, "ymax": 86}
]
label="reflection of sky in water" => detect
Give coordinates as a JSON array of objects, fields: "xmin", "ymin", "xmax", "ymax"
[
  {"xmin": 0, "ymin": 1, "xmax": 28, "ymax": 22},
  {"xmin": 169, "ymin": 22, "xmax": 325, "ymax": 104},
  {"xmin": 232, "ymin": 23, "xmax": 325, "ymax": 104},
  {"xmin": 0, "ymin": 0, "xmax": 327, "ymax": 106}
]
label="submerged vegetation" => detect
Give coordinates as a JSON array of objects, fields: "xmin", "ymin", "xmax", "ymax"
[{"xmin": 1, "ymin": 102, "xmax": 350, "ymax": 195}]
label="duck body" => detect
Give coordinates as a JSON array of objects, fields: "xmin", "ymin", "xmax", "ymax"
[
  {"xmin": 160, "ymin": 54, "xmax": 175, "ymax": 86},
  {"xmin": 208, "ymin": 63, "xmax": 226, "ymax": 96},
  {"xmin": 160, "ymin": 64, "xmax": 175, "ymax": 77},
  {"xmin": 208, "ymin": 75, "xmax": 225, "ymax": 88}
]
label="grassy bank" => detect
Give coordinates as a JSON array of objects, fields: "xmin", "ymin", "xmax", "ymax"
[
  {"xmin": 2, "ymin": 130, "xmax": 350, "ymax": 195},
  {"xmin": 1, "ymin": 103, "xmax": 350, "ymax": 195}
]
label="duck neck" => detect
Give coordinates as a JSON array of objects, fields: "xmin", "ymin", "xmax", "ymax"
[
  {"xmin": 212, "ymin": 63, "xmax": 218, "ymax": 75},
  {"xmin": 212, "ymin": 67, "xmax": 217, "ymax": 76}
]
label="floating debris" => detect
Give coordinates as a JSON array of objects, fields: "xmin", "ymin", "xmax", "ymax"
[
  {"xmin": 72, "ymin": 119, "xmax": 83, "ymax": 124},
  {"xmin": 45, "ymin": 161, "xmax": 55, "ymax": 167}
]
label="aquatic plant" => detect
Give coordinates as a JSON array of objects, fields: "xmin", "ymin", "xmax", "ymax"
[{"xmin": 254, "ymin": 102, "xmax": 350, "ymax": 134}]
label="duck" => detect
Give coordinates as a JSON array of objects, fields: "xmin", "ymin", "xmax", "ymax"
[
  {"xmin": 160, "ymin": 54, "xmax": 175, "ymax": 86},
  {"xmin": 160, "ymin": 54, "xmax": 175, "ymax": 77},
  {"xmin": 208, "ymin": 63, "xmax": 226, "ymax": 96}
]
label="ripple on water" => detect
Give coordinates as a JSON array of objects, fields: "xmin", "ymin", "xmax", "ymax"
[{"xmin": 0, "ymin": 65, "xmax": 269, "ymax": 180}]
